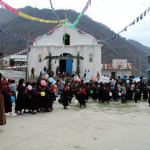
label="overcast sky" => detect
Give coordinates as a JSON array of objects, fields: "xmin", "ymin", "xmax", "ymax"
[{"xmin": 2, "ymin": 0, "xmax": 150, "ymax": 47}]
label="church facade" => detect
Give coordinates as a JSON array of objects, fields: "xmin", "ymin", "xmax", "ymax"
[{"xmin": 28, "ymin": 24, "xmax": 103, "ymax": 78}]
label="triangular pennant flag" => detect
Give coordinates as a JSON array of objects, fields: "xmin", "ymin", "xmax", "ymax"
[
  {"xmin": 136, "ymin": 17, "xmax": 139, "ymax": 22},
  {"xmin": 132, "ymin": 20, "xmax": 135, "ymax": 25},
  {"xmin": 144, "ymin": 10, "xmax": 147, "ymax": 16},
  {"xmin": 140, "ymin": 13, "xmax": 143, "ymax": 20}
]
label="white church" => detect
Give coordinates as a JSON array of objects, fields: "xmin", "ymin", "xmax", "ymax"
[{"xmin": 28, "ymin": 24, "xmax": 103, "ymax": 77}]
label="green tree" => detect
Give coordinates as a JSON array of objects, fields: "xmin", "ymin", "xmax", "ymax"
[
  {"xmin": 76, "ymin": 53, "xmax": 80, "ymax": 77},
  {"xmin": 47, "ymin": 52, "xmax": 53, "ymax": 77}
]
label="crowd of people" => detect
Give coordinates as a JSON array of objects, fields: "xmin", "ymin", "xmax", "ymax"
[{"xmin": 0, "ymin": 73, "xmax": 150, "ymax": 126}]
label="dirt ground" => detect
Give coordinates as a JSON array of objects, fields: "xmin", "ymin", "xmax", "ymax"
[{"xmin": 0, "ymin": 98, "xmax": 150, "ymax": 150}]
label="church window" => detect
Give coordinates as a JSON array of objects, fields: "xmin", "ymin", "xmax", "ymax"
[
  {"xmin": 63, "ymin": 33, "xmax": 70, "ymax": 45},
  {"xmin": 38, "ymin": 55, "xmax": 42, "ymax": 62},
  {"xmin": 89, "ymin": 54, "xmax": 93, "ymax": 62}
]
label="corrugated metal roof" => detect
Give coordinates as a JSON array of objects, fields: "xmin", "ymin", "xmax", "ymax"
[
  {"xmin": 10, "ymin": 55, "xmax": 27, "ymax": 59},
  {"xmin": 102, "ymin": 63, "xmax": 133, "ymax": 70}
]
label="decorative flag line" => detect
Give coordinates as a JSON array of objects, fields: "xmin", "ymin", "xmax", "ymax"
[
  {"xmin": 0, "ymin": 23, "xmax": 62, "ymax": 45},
  {"xmin": 1, "ymin": 24, "xmax": 62, "ymax": 57},
  {"xmin": 0, "ymin": 29, "xmax": 34, "ymax": 43},
  {"xmin": 8, "ymin": 49, "xmax": 28, "ymax": 57},
  {"xmin": 82, "ymin": 0, "xmax": 91, "ymax": 15},
  {"xmin": 96, "ymin": 6, "xmax": 150, "ymax": 43},
  {"xmin": 65, "ymin": 0, "xmax": 91, "ymax": 29},
  {"xmin": 35, "ymin": 24, "xmax": 62, "ymax": 42},
  {"xmin": 71, "ymin": 6, "xmax": 150, "ymax": 44},
  {"xmin": 65, "ymin": 13, "xmax": 83, "ymax": 29},
  {"xmin": 0, "ymin": 0, "xmax": 66, "ymax": 23},
  {"xmin": 49, "ymin": 0, "xmax": 61, "ymax": 23},
  {"xmin": 35, "ymin": 40, "xmax": 48, "ymax": 57},
  {"xmin": 61, "ymin": 26, "xmax": 67, "ymax": 56}
]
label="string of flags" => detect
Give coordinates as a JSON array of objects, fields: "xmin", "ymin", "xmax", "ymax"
[
  {"xmin": 49, "ymin": 0, "xmax": 62, "ymax": 23},
  {"xmin": 48, "ymin": 0, "xmax": 91, "ymax": 29},
  {"xmin": 0, "ymin": 0, "xmax": 66, "ymax": 23},
  {"xmin": 1, "ymin": 24, "xmax": 63, "ymax": 57},
  {"xmin": 35, "ymin": 24, "xmax": 62, "ymax": 42},
  {"xmin": 10, "ymin": 49, "xmax": 28, "ymax": 56},
  {"xmin": 0, "ymin": 29, "xmax": 34, "ymax": 43},
  {"xmin": 65, "ymin": 0, "xmax": 91, "ymax": 29},
  {"xmin": 95, "ymin": 6, "xmax": 150, "ymax": 43}
]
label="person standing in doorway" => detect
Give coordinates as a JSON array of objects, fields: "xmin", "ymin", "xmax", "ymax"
[
  {"xmin": 31, "ymin": 67, "xmax": 35, "ymax": 77},
  {"xmin": 56, "ymin": 66, "xmax": 59, "ymax": 76},
  {"xmin": 44, "ymin": 66, "xmax": 47, "ymax": 72},
  {"xmin": 84, "ymin": 70, "xmax": 87, "ymax": 78}
]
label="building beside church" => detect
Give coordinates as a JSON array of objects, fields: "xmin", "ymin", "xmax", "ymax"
[
  {"xmin": 102, "ymin": 59, "xmax": 133, "ymax": 78},
  {"xmin": 28, "ymin": 24, "xmax": 103, "ymax": 77},
  {"xmin": 0, "ymin": 52, "xmax": 9, "ymax": 70}
]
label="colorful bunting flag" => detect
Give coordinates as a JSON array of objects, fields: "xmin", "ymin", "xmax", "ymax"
[
  {"xmin": 65, "ymin": 13, "xmax": 83, "ymax": 29},
  {"xmin": 144, "ymin": 10, "xmax": 147, "ymax": 16},
  {"xmin": 140, "ymin": 13, "xmax": 143, "ymax": 20},
  {"xmin": 0, "ymin": 0, "xmax": 66, "ymax": 23},
  {"xmin": 82, "ymin": 0, "xmax": 91, "ymax": 14},
  {"xmin": 65, "ymin": 0, "xmax": 91, "ymax": 29}
]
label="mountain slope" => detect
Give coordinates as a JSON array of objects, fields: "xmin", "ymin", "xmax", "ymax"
[
  {"xmin": 0, "ymin": 8, "xmax": 16, "ymax": 25},
  {"xmin": 128, "ymin": 39, "xmax": 150, "ymax": 54},
  {"xmin": 0, "ymin": 6, "xmax": 148, "ymax": 76}
]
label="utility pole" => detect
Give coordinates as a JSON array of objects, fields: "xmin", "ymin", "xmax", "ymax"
[
  {"xmin": 26, "ymin": 32, "xmax": 33, "ymax": 81},
  {"xmin": 139, "ymin": 55, "xmax": 141, "ymax": 77},
  {"xmin": 26, "ymin": 40, "xmax": 30, "ymax": 81},
  {"xmin": 133, "ymin": 51, "xmax": 136, "ymax": 77}
]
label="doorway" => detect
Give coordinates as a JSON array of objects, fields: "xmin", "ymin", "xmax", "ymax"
[
  {"xmin": 111, "ymin": 72, "xmax": 116, "ymax": 78},
  {"xmin": 59, "ymin": 53, "xmax": 73, "ymax": 75}
]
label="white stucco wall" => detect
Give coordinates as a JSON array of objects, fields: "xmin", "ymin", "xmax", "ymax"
[
  {"xmin": 33, "ymin": 25, "xmax": 95, "ymax": 47},
  {"xmin": 102, "ymin": 70, "xmax": 132, "ymax": 77},
  {"xmin": 29, "ymin": 24, "xmax": 102, "ymax": 78}
]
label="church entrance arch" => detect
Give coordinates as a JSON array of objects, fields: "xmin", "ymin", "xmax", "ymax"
[{"xmin": 59, "ymin": 53, "xmax": 73, "ymax": 76}]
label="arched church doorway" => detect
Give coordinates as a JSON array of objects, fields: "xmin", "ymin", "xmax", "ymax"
[{"xmin": 59, "ymin": 53, "xmax": 73, "ymax": 76}]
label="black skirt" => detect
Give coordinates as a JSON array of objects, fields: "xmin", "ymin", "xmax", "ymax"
[
  {"xmin": 79, "ymin": 94, "xmax": 86, "ymax": 105},
  {"xmin": 30, "ymin": 95, "xmax": 38, "ymax": 110},
  {"xmin": 4, "ymin": 94, "xmax": 12, "ymax": 113},
  {"xmin": 15, "ymin": 94, "xmax": 24, "ymax": 111}
]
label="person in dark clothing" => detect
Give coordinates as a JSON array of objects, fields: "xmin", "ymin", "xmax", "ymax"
[
  {"xmin": 15, "ymin": 79, "xmax": 26, "ymax": 115},
  {"xmin": 3, "ymin": 82, "xmax": 12, "ymax": 114},
  {"xmin": 84, "ymin": 70, "xmax": 87, "ymax": 78},
  {"xmin": 63, "ymin": 84, "xmax": 69, "ymax": 109},
  {"xmin": 77, "ymin": 85, "xmax": 86, "ymax": 107},
  {"xmin": 143, "ymin": 85, "xmax": 148, "ymax": 101},
  {"xmin": 31, "ymin": 67, "xmax": 35, "ymax": 77},
  {"xmin": 44, "ymin": 66, "xmax": 47, "ymax": 72},
  {"xmin": 134, "ymin": 88, "xmax": 140, "ymax": 103}
]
